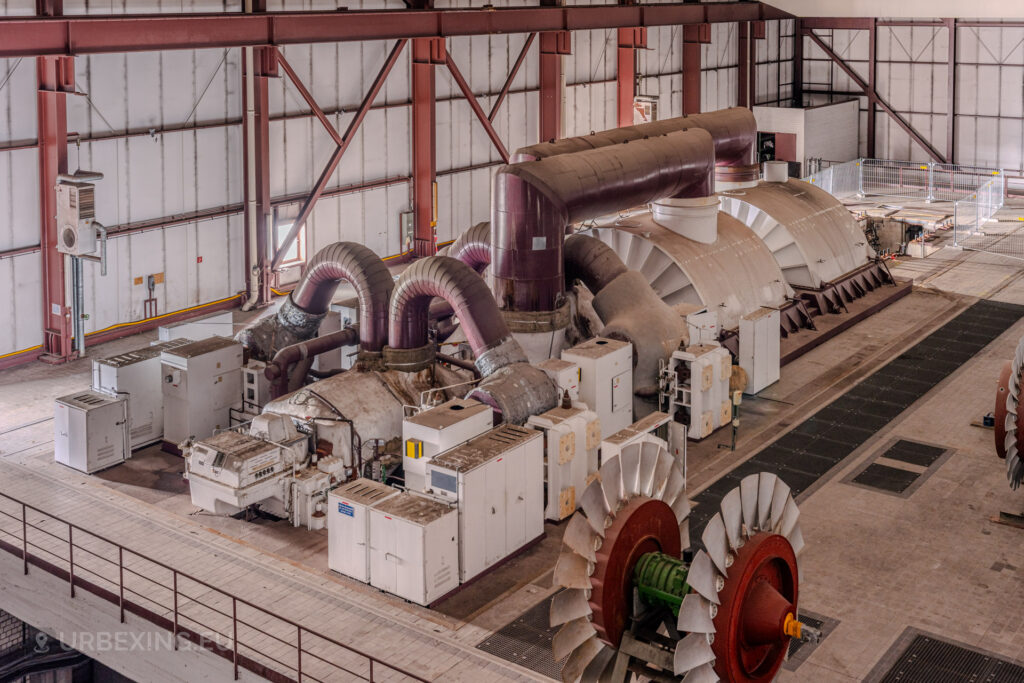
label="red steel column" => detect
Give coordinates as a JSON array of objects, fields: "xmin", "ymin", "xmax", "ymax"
[
  {"xmin": 617, "ymin": 27, "xmax": 645, "ymax": 127},
  {"xmin": 945, "ymin": 18, "xmax": 956, "ymax": 163},
  {"xmin": 539, "ymin": 31, "xmax": 569, "ymax": 142},
  {"xmin": 241, "ymin": 45, "xmax": 274, "ymax": 308},
  {"xmin": 412, "ymin": 38, "xmax": 442, "ymax": 257},
  {"xmin": 37, "ymin": 0, "xmax": 73, "ymax": 363},
  {"xmin": 682, "ymin": 24, "xmax": 707, "ymax": 115},
  {"xmin": 867, "ymin": 19, "xmax": 877, "ymax": 158}
]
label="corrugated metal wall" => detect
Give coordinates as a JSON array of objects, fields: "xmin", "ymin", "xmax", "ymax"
[{"xmin": 0, "ymin": 1, "xmax": 796, "ymax": 358}]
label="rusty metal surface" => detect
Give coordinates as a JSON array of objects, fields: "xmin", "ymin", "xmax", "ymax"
[
  {"xmin": 718, "ymin": 179, "xmax": 872, "ymax": 289},
  {"xmin": 586, "ymin": 211, "xmax": 793, "ymax": 330}
]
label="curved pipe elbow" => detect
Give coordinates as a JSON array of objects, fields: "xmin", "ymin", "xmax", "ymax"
[
  {"xmin": 564, "ymin": 234, "xmax": 629, "ymax": 294},
  {"xmin": 265, "ymin": 326, "xmax": 360, "ymax": 399},
  {"xmin": 448, "ymin": 222, "xmax": 491, "ymax": 273}
]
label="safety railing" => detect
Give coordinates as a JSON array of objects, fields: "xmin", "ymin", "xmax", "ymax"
[
  {"xmin": 953, "ymin": 177, "xmax": 1024, "ymax": 259},
  {"xmin": 0, "ymin": 492, "xmax": 427, "ymax": 683},
  {"xmin": 804, "ymin": 158, "xmax": 1006, "ymax": 207}
]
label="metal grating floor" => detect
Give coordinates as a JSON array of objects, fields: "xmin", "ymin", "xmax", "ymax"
[
  {"xmin": 852, "ymin": 463, "xmax": 921, "ymax": 493},
  {"xmin": 882, "ymin": 439, "xmax": 947, "ymax": 468},
  {"xmin": 477, "ymin": 592, "xmax": 565, "ymax": 680},
  {"xmin": 876, "ymin": 633, "xmax": 1024, "ymax": 682},
  {"xmin": 688, "ymin": 299, "xmax": 1024, "ymax": 546},
  {"xmin": 787, "ymin": 614, "xmax": 824, "ymax": 659}
]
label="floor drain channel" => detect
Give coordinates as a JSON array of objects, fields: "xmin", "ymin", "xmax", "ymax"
[
  {"xmin": 865, "ymin": 628, "xmax": 1024, "ymax": 682},
  {"xmin": 477, "ymin": 592, "xmax": 564, "ymax": 679}
]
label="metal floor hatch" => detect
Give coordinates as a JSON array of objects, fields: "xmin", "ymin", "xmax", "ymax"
[
  {"xmin": 476, "ymin": 592, "xmax": 564, "ymax": 680},
  {"xmin": 866, "ymin": 629, "xmax": 1024, "ymax": 683},
  {"xmin": 688, "ymin": 299, "xmax": 1024, "ymax": 545}
]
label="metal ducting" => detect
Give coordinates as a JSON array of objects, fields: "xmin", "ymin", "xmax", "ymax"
[
  {"xmin": 717, "ymin": 179, "xmax": 873, "ymax": 289},
  {"xmin": 584, "ymin": 211, "xmax": 793, "ymax": 331},
  {"xmin": 264, "ymin": 326, "xmax": 359, "ymax": 399},
  {"xmin": 492, "ymin": 128, "xmax": 716, "ymax": 316},
  {"xmin": 448, "ymin": 221, "xmax": 491, "ymax": 274}
]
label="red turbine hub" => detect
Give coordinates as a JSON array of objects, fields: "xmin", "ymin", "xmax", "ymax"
[
  {"xmin": 995, "ymin": 360, "xmax": 1012, "ymax": 459},
  {"xmin": 711, "ymin": 532, "xmax": 798, "ymax": 683},
  {"xmin": 589, "ymin": 497, "xmax": 681, "ymax": 648}
]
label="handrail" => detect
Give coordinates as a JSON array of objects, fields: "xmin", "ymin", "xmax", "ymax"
[{"xmin": 0, "ymin": 491, "xmax": 429, "ymax": 683}]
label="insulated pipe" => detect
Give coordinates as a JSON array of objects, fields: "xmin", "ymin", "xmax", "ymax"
[
  {"xmin": 448, "ymin": 221, "xmax": 491, "ymax": 273},
  {"xmin": 492, "ymin": 128, "xmax": 715, "ymax": 313},
  {"xmin": 563, "ymin": 233, "xmax": 629, "ymax": 294},
  {"xmin": 265, "ymin": 326, "xmax": 360, "ymax": 399},
  {"xmin": 511, "ymin": 106, "xmax": 756, "ymax": 168}
]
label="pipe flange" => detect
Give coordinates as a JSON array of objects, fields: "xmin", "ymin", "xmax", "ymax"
[
  {"xmin": 475, "ymin": 337, "xmax": 529, "ymax": 377},
  {"xmin": 502, "ymin": 300, "xmax": 571, "ymax": 334},
  {"xmin": 383, "ymin": 344, "xmax": 436, "ymax": 373}
]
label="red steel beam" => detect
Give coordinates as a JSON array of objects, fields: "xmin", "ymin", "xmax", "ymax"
[
  {"xmin": 868, "ymin": 18, "xmax": 876, "ymax": 157},
  {"xmin": 277, "ymin": 51, "xmax": 344, "ymax": 147},
  {"xmin": 804, "ymin": 28, "xmax": 946, "ymax": 163},
  {"xmin": 681, "ymin": 23, "xmax": 707, "ymax": 115},
  {"xmin": 271, "ymin": 39, "xmax": 408, "ymax": 269},
  {"xmin": 444, "ymin": 52, "xmax": 510, "ymax": 162},
  {"xmin": 412, "ymin": 37, "xmax": 441, "ymax": 257},
  {"xmin": 792, "ymin": 17, "xmax": 803, "ymax": 105},
  {"xmin": 0, "ymin": 3, "xmax": 788, "ymax": 58},
  {"xmin": 242, "ymin": 45, "xmax": 275, "ymax": 308},
  {"xmin": 488, "ymin": 32, "xmax": 535, "ymax": 122},
  {"xmin": 538, "ymin": 31, "xmax": 569, "ymax": 142},
  {"xmin": 945, "ymin": 18, "xmax": 956, "ymax": 163},
  {"xmin": 616, "ymin": 27, "xmax": 645, "ymax": 127}
]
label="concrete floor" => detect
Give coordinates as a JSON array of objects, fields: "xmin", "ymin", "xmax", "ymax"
[{"xmin": 1, "ymin": 243, "xmax": 1023, "ymax": 681}]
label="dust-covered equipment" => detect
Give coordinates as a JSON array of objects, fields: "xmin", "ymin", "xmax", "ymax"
[
  {"xmin": 427, "ymin": 425, "xmax": 544, "ymax": 583},
  {"xmin": 91, "ymin": 338, "xmax": 193, "ymax": 449},
  {"xmin": 738, "ymin": 307, "xmax": 781, "ymax": 395},
  {"xmin": 327, "ymin": 479, "xmax": 399, "ymax": 581},
  {"xmin": 659, "ymin": 343, "xmax": 732, "ymax": 440},
  {"xmin": 527, "ymin": 405, "xmax": 601, "ymax": 521},
  {"xmin": 54, "ymin": 390, "xmax": 129, "ymax": 473},
  {"xmin": 241, "ymin": 360, "xmax": 272, "ymax": 418},
  {"xmin": 368, "ymin": 492, "xmax": 459, "ymax": 606},
  {"xmin": 550, "ymin": 447, "xmax": 815, "ymax": 682},
  {"xmin": 599, "ymin": 411, "xmax": 677, "ymax": 469},
  {"xmin": 537, "ymin": 358, "xmax": 581, "ymax": 403},
  {"xmin": 562, "ymin": 338, "xmax": 633, "ymax": 438},
  {"xmin": 402, "ymin": 398, "xmax": 493, "ymax": 492},
  {"xmin": 161, "ymin": 337, "xmax": 244, "ymax": 446}
]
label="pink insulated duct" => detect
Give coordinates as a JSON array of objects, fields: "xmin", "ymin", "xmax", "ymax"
[
  {"xmin": 447, "ymin": 221, "xmax": 491, "ymax": 274},
  {"xmin": 492, "ymin": 127, "xmax": 715, "ymax": 314},
  {"xmin": 264, "ymin": 326, "xmax": 359, "ymax": 399}
]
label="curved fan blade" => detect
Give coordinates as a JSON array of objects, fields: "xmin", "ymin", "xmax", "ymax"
[
  {"xmin": 1009, "ymin": 454, "xmax": 1023, "ymax": 489},
  {"xmin": 679, "ymin": 518, "xmax": 691, "ymax": 551},
  {"xmin": 580, "ymin": 644, "xmax": 616, "ymax": 683},
  {"xmin": 702, "ymin": 513, "xmax": 730, "ymax": 576},
  {"xmin": 673, "ymin": 633, "xmax": 715, "ymax": 675},
  {"xmin": 740, "ymin": 473, "xmax": 760, "ymax": 533},
  {"xmin": 652, "ymin": 450, "xmax": 675, "ymax": 500},
  {"xmin": 560, "ymin": 636, "xmax": 605, "ymax": 683},
  {"xmin": 663, "ymin": 466, "xmax": 686, "ymax": 507},
  {"xmin": 551, "ymin": 588, "xmax": 593, "ymax": 627},
  {"xmin": 553, "ymin": 551, "xmax": 593, "ymax": 590},
  {"xmin": 1006, "ymin": 434, "xmax": 1018, "ymax": 457},
  {"xmin": 779, "ymin": 496, "xmax": 800, "ymax": 538},
  {"xmin": 553, "ymin": 617, "xmax": 597, "ymax": 662},
  {"xmin": 770, "ymin": 479, "xmax": 792, "ymax": 530},
  {"xmin": 620, "ymin": 443, "xmax": 642, "ymax": 498},
  {"xmin": 638, "ymin": 441, "xmax": 662, "ymax": 498},
  {"xmin": 682, "ymin": 662, "xmax": 720, "ymax": 682},
  {"xmin": 599, "ymin": 456, "xmax": 623, "ymax": 512},
  {"xmin": 677, "ymin": 593, "xmax": 715, "ymax": 634},
  {"xmin": 757, "ymin": 472, "xmax": 778, "ymax": 530},
  {"xmin": 720, "ymin": 487, "xmax": 743, "ymax": 550},
  {"xmin": 579, "ymin": 480, "xmax": 611, "ymax": 535},
  {"xmin": 563, "ymin": 513, "xmax": 600, "ymax": 563},
  {"xmin": 787, "ymin": 521, "xmax": 806, "ymax": 556},
  {"xmin": 671, "ymin": 492, "xmax": 691, "ymax": 524},
  {"xmin": 686, "ymin": 551, "xmax": 721, "ymax": 605}
]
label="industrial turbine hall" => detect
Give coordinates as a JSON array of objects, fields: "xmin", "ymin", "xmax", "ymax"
[{"xmin": 0, "ymin": 2, "xmax": 1023, "ymax": 683}]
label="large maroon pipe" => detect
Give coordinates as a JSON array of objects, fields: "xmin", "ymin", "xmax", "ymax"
[
  {"xmin": 512, "ymin": 106, "xmax": 756, "ymax": 168},
  {"xmin": 448, "ymin": 221, "xmax": 491, "ymax": 274},
  {"xmin": 289, "ymin": 242, "xmax": 393, "ymax": 353},
  {"xmin": 265, "ymin": 326, "xmax": 359, "ymax": 399},
  {"xmin": 389, "ymin": 255, "xmax": 512, "ymax": 358},
  {"xmin": 493, "ymin": 128, "xmax": 715, "ymax": 313}
]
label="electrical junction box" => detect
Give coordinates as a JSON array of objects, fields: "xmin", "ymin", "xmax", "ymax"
[
  {"xmin": 686, "ymin": 309, "xmax": 720, "ymax": 345},
  {"xmin": 92, "ymin": 338, "xmax": 194, "ymax": 450},
  {"xmin": 401, "ymin": 398, "xmax": 492, "ymax": 493},
  {"xmin": 536, "ymin": 358, "xmax": 580, "ymax": 403},
  {"xmin": 54, "ymin": 391, "xmax": 128, "ymax": 473},
  {"xmin": 527, "ymin": 404, "xmax": 600, "ymax": 521},
  {"xmin": 600, "ymin": 411, "xmax": 671, "ymax": 468},
  {"xmin": 161, "ymin": 336, "xmax": 243, "ymax": 446},
  {"xmin": 368, "ymin": 492, "xmax": 458, "ymax": 606},
  {"xmin": 328, "ymin": 478, "xmax": 398, "ymax": 582},
  {"xmin": 739, "ymin": 307, "xmax": 781, "ymax": 395},
  {"xmin": 666, "ymin": 344, "xmax": 732, "ymax": 440},
  {"xmin": 562, "ymin": 337, "xmax": 633, "ymax": 438},
  {"xmin": 427, "ymin": 424, "xmax": 544, "ymax": 583}
]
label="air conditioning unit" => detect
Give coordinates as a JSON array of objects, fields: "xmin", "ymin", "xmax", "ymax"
[{"xmin": 55, "ymin": 181, "xmax": 97, "ymax": 256}]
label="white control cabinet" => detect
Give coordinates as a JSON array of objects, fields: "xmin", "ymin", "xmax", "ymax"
[
  {"xmin": 739, "ymin": 307, "xmax": 781, "ymax": 395},
  {"xmin": 536, "ymin": 358, "xmax": 580, "ymax": 403},
  {"xmin": 562, "ymin": 337, "xmax": 633, "ymax": 438},
  {"xmin": 161, "ymin": 337, "xmax": 243, "ymax": 446},
  {"xmin": 669, "ymin": 344, "xmax": 732, "ymax": 440},
  {"xmin": 401, "ymin": 398, "xmax": 492, "ymax": 492},
  {"xmin": 92, "ymin": 338, "xmax": 193, "ymax": 449},
  {"xmin": 528, "ymin": 405, "xmax": 600, "ymax": 521},
  {"xmin": 328, "ymin": 479, "xmax": 399, "ymax": 582},
  {"xmin": 368, "ymin": 492, "xmax": 458, "ymax": 606},
  {"xmin": 54, "ymin": 391, "xmax": 128, "ymax": 473},
  {"xmin": 427, "ymin": 425, "xmax": 544, "ymax": 583}
]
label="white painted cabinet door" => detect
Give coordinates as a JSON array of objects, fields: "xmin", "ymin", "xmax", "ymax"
[
  {"xmin": 368, "ymin": 511, "xmax": 396, "ymax": 595},
  {"xmin": 505, "ymin": 448, "xmax": 527, "ymax": 551},
  {"xmin": 484, "ymin": 459, "xmax": 506, "ymax": 566}
]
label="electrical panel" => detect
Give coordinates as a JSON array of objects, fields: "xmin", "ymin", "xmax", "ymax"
[
  {"xmin": 54, "ymin": 391, "xmax": 128, "ymax": 473},
  {"xmin": 562, "ymin": 337, "xmax": 634, "ymax": 438},
  {"xmin": 328, "ymin": 479, "xmax": 399, "ymax": 583},
  {"xmin": 161, "ymin": 336, "xmax": 243, "ymax": 446},
  {"xmin": 401, "ymin": 398, "xmax": 492, "ymax": 492},
  {"xmin": 527, "ymin": 404, "xmax": 600, "ymax": 521}
]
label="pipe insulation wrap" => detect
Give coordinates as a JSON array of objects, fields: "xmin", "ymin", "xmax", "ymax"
[{"xmin": 448, "ymin": 221, "xmax": 492, "ymax": 274}]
